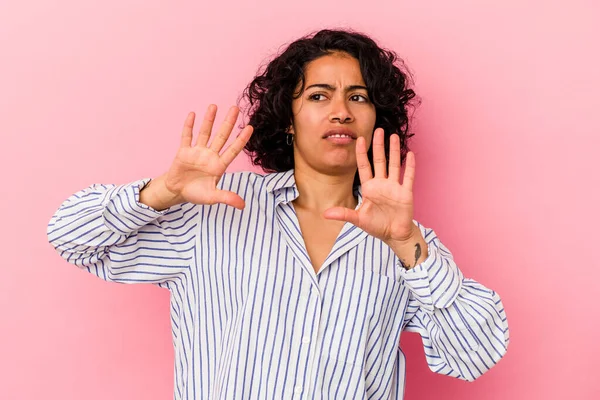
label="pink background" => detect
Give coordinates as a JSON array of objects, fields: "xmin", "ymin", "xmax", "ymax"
[{"xmin": 1, "ymin": 0, "xmax": 598, "ymax": 399}]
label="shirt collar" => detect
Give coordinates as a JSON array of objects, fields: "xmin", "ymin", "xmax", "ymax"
[
  {"xmin": 265, "ymin": 169, "xmax": 363, "ymax": 208},
  {"xmin": 265, "ymin": 169, "xmax": 297, "ymax": 194}
]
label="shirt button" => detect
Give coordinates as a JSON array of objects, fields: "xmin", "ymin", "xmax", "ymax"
[
  {"xmin": 301, "ymin": 336, "xmax": 311, "ymax": 344},
  {"xmin": 294, "ymin": 385, "xmax": 303, "ymax": 394}
]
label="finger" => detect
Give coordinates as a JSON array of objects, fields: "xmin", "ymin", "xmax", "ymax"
[
  {"xmin": 213, "ymin": 190, "xmax": 246, "ymax": 210},
  {"xmin": 402, "ymin": 151, "xmax": 416, "ymax": 191},
  {"xmin": 209, "ymin": 106, "xmax": 239, "ymax": 153},
  {"xmin": 323, "ymin": 207, "xmax": 360, "ymax": 226},
  {"xmin": 356, "ymin": 136, "xmax": 372, "ymax": 183},
  {"xmin": 195, "ymin": 104, "xmax": 217, "ymax": 148},
  {"xmin": 180, "ymin": 112, "xmax": 195, "ymax": 148},
  {"xmin": 373, "ymin": 128, "xmax": 387, "ymax": 178},
  {"xmin": 220, "ymin": 124, "xmax": 254, "ymax": 166},
  {"xmin": 388, "ymin": 134, "xmax": 401, "ymax": 182}
]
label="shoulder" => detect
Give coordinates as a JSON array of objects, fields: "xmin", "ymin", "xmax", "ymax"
[
  {"xmin": 217, "ymin": 170, "xmax": 265, "ymax": 189},
  {"xmin": 216, "ymin": 170, "xmax": 284, "ymax": 199}
]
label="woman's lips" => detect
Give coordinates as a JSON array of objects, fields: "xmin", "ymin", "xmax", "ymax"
[{"xmin": 324, "ymin": 135, "xmax": 355, "ymax": 145}]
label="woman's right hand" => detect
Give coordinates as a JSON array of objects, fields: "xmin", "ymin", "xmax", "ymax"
[{"xmin": 162, "ymin": 104, "xmax": 254, "ymax": 209}]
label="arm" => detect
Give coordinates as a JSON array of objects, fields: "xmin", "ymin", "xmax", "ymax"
[
  {"xmin": 47, "ymin": 106, "xmax": 254, "ymax": 287},
  {"xmin": 47, "ymin": 177, "xmax": 200, "ymax": 287},
  {"xmin": 397, "ymin": 221, "xmax": 510, "ymax": 382}
]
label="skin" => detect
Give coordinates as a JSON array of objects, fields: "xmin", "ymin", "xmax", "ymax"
[
  {"xmin": 288, "ymin": 51, "xmax": 377, "ymax": 213},
  {"xmin": 287, "ymin": 51, "xmax": 427, "ymax": 269},
  {"xmin": 142, "ymin": 51, "xmax": 427, "ymax": 269}
]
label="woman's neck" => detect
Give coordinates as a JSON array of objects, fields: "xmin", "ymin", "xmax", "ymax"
[{"xmin": 292, "ymin": 167, "xmax": 358, "ymax": 214}]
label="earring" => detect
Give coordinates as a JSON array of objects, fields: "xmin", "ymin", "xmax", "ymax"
[{"xmin": 286, "ymin": 134, "xmax": 294, "ymax": 146}]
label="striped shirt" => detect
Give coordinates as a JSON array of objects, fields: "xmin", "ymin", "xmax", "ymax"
[{"xmin": 47, "ymin": 169, "xmax": 509, "ymax": 399}]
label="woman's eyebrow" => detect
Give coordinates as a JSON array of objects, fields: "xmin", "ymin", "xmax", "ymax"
[{"xmin": 305, "ymin": 83, "xmax": 368, "ymax": 91}]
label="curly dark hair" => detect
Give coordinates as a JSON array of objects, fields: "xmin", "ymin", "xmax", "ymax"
[{"xmin": 237, "ymin": 28, "xmax": 420, "ymax": 187}]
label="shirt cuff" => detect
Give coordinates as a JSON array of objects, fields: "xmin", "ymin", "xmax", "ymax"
[
  {"xmin": 102, "ymin": 178, "xmax": 171, "ymax": 235},
  {"xmin": 397, "ymin": 241, "xmax": 463, "ymax": 312}
]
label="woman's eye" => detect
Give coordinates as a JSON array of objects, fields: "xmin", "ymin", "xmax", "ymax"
[
  {"xmin": 309, "ymin": 93, "xmax": 368, "ymax": 102},
  {"xmin": 351, "ymin": 94, "xmax": 368, "ymax": 102}
]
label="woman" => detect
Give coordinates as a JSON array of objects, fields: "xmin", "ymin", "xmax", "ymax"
[{"xmin": 48, "ymin": 28, "xmax": 509, "ymax": 399}]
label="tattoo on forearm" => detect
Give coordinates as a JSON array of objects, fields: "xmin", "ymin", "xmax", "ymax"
[
  {"xmin": 400, "ymin": 243, "xmax": 422, "ymax": 270},
  {"xmin": 413, "ymin": 243, "xmax": 422, "ymax": 266}
]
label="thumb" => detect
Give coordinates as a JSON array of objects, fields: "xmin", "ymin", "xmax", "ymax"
[
  {"xmin": 214, "ymin": 190, "xmax": 246, "ymax": 210},
  {"xmin": 323, "ymin": 207, "xmax": 359, "ymax": 225}
]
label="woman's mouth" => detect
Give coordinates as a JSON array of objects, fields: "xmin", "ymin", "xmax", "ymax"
[
  {"xmin": 324, "ymin": 134, "xmax": 355, "ymax": 145},
  {"xmin": 323, "ymin": 128, "xmax": 357, "ymax": 145}
]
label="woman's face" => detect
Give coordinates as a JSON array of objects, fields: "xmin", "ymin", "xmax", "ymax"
[{"xmin": 289, "ymin": 52, "xmax": 376, "ymax": 177}]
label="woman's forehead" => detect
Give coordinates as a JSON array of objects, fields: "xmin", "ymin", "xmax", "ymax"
[{"xmin": 304, "ymin": 54, "xmax": 365, "ymax": 86}]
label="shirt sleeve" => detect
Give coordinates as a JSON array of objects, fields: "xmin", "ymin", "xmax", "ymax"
[
  {"xmin": 46, "ymin": 178, "xmax": 200, "ymax": 287},
  {"xmin": 399, "ymin": 220, "xmax": 510, "ymax": 382}
]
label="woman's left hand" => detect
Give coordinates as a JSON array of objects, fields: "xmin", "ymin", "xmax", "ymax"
[{"xmin": 323, "ymin": 128, "xmax": 419, "ymax": 246}]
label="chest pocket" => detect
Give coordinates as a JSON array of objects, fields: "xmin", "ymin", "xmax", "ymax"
[{"xmin": 318, "ymin": 267, "xmax": 409, "ymax": 369}]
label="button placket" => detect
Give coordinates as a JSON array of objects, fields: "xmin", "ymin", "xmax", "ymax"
[{"xmin": 295, "ymin": 285, "xmax": 322, "ymax": 399}]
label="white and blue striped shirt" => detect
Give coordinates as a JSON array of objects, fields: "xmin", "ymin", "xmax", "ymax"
[{"xmin": 47, "ymin": 169, "xmax": 509, "ymax": 399}]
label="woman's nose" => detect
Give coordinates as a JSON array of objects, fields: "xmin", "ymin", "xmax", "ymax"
[{"xmin": 328, "ymin": 97, "xmax": 353, "ymax": 123}]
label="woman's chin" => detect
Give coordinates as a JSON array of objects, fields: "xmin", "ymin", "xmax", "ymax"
[{"xmin": 317, "ymin": 161, "xmax": 358, "ymax": 175}]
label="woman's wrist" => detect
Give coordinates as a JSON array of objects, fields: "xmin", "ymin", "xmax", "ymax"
[{"xmin": 139, "ymin": 174, "xmax": 182, "ymax": 211}]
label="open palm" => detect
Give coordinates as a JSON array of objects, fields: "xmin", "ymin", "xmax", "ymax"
[
  {"xmin": 323, "ymin": 128, "xmax": 417, "ymax": 245},
  {"xmin": 164, "ymin": 105, "xmax": 253, "ymax": 209}
]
